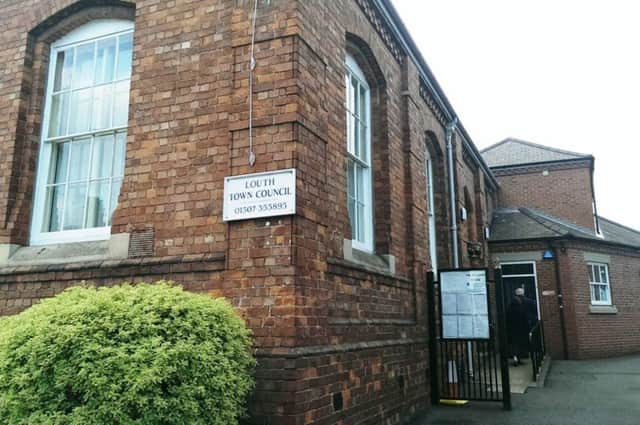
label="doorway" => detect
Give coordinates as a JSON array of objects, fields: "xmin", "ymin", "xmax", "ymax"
[{"xmin": 500, "ymin": 262, "xmax": 540, "ymax": 321}]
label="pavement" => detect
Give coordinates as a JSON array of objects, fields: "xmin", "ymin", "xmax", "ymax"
[{"xmin": 412, "ymin": 354, "xmax": 640, "ymax": 425}]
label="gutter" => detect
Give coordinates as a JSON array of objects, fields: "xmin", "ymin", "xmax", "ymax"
[
  {"xmin": 488, "ymin": 234, "xmax": 640, "ymax": 252},
  {"xmin": 489, "ymin": 156, "xmax": 595, "ymax": 172}
]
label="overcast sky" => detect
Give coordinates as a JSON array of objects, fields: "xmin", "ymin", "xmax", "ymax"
[{"xmin": 392, "ymin": 0, "xmax": 640, "ymax": 230}]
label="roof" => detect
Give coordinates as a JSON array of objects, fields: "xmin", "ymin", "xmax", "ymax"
[
  {"xmin": 490, "ymin": 208, "xmax": 640, "ymax": 249},
  {"xmin": 480, "ymin": 138, "xmax": 592, "ymax": 168},
  {"xmin": 598, "ymin": 217, "xmax": 640, "ymax": 248}
]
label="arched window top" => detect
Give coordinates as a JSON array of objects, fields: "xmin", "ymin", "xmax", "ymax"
[
  {"xmin": 345, "ymin": 53, "xmax": 370, "ymax": 89},
  {"xmin": 53, "ymin": 19, "xmax": 134, "ymax": 49}
]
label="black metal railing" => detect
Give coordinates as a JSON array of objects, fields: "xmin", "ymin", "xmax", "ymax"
[
  {"xmin": 529, "ymin": 320, "xmax": 545, "ymax": 382},
  {"xmin": 437, "ymin": 339, "xmax": 504, "ymax": 402},
  {"xmin": 427, "ymin": 269, "xmax": 511, "ymax": 410}
]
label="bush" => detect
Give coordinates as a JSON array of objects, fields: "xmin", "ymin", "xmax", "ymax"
[{"xmin": 0, "ymin": 282, "xmax": 255, "ymax": 425}]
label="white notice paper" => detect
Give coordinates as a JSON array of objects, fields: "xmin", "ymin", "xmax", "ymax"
[
  {"xmin": 458, "ymin": 316, "xmax": 474, "ymax": 338},
  {"xmin": 473, "ymin": 294, "xmax": 488, "ymax": 314},
  {"xmin": 457, "ymin": 293, "xmax": 473, "ymax": 315},
  {"xmin": 442, "ymin": 293, "xmax": 458, "ymax": 315},
  {"xmin": 443, "ymin": 315, "xmax": 458, "ymax": 339},
  {"xmin": 473, "ymin": 315, "xmax": 490, "ymax": 339},
  {"xmin": 439, "ymin": 269, "xmax": 490, "ymax": 339}
]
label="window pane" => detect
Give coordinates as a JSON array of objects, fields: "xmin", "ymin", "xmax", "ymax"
[
  {"xmin": 91, "ymin": 134, "xmax": 114, "ymax": 179},
  {"xmin": 359, "ymin": 85, "xmax": 367, "ymax": 121},
  {"xmin": 113, "ymin": 81, "xmax": 130, "ymax": 127},
  {"xmin": 68, "ymin": 138, "xmax": 91, "ymax": 182},
  {"xmin": 359, "ymin": 122, "xmax": 368, "ymax": 162},
  {"xmin": 63, "ymin": 182, "xmax": 87, "ymax": 230},
  {"xmin": 69, "ymin": 88, "xmax": 92, "ymax": 134},
  {"xmin": 345, "ymin": 75, "xmax": 353, "ymax": 113},
  {"xmin": 351, "ymin": 76, "xmax": 359, "ymax": 118},
  {"xmin": 348, "ymin": 197, "xmax": 356, "ymax": 239},
  {"xmin": 353, "ymin": 117, "xmax": 360, "ymax": 157},
  {"xmin": 48, "ymin": 93, "xmax": 70, "ymax": 138},
  {"xmin": 51, "ymin": 142, "xmax": 71, "ymax": 184},
  {"xmin": 116, "ymin": 33, "xmax": 133, "ymax": 80},
  {"xmin": 599, "ymin": 285, "xmax": 609, "ymax": 302},
  {"xmin": 426, "ymin": 160, "xmax": 433, "ymax": 212},
  {"xmin": 347, "ymin": 112, "xmax": 355, "ymax": 154},
  {"xmin": 91, "ymin": 85, "xmax": 113, "ymax": 131},
  {"xmin": 355, "ymin": 165, "xmax": 365, "ymax": 202},
  {"xmin": 501, "ymin": 263, "xmax": 534, "ymax": 275},
  {"xmin": 73, "ymin": 43, "xmax": 95, "ymax": 88},
  {"xmin": 356, "ymin": 202, "xmax": 365, "ymax": 242},
  {"xmin": 86, "ymin": 180, "xmax": 110, "ymax": 228},
  {"xmin": 109, "ymin": 178, "xmax": 123, "ymax": 224},
  {"xmin": 95, "ymin": 37, "xmax": 116, "ymax": 84},
  {"xmin": 600, "ymin": 267, "xmax": 608, "ymax": 284},
  {"xmin": 113, "ymin": 132, "xmax": 126, "ymax": 177},
  {"xmin": 592, "ymin": 265, "xmax": 601, "ymax": 283},
  {"xmin": 347, "ymin": 160, "xmax": 355, "ymax": 199},
  {"xmin": 44, "ymin": 185, "xmax": 65, "ymax": 232},
  {"xmin": 590, "ymin": 284, "xmax": 598, "ymax": 302},
  {"xmin": 588, "ymin": 265, "xmax": 595, "ymax": 282},
  {"xmin": 54, "ymin": 50, "xmax": 74, "ymax": 92}
]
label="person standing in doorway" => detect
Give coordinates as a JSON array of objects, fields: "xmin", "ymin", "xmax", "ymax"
[{"xmin": 506, "ymin": 287, "xmax": 537, "ymax": 366}]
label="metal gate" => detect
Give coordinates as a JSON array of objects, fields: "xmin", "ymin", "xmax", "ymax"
[{"xmin": 427, "ymin": 268, "xmax": 511, "ymax": 410}]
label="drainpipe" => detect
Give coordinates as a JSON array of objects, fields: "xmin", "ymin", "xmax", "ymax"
[
  {"xmin": 552, "ymin": 244, "xmax": 569, "ymax": 360},
  {"xmin": 446, "ymin": 118, "xmax": 459, "ymax": 268}
]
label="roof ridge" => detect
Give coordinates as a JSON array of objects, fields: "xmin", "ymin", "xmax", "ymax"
[
  {"xmin": 517, "ymin": 208, "xmax": 566, "ymax": 237},
  {"xmin": 522, "ymin": 208, "xmax": 597, "ymax": 238},
  {"xmin": 483, "ymin": 138, "xmax": 592, "ymax": 158},
  {"xmin": 480, "ymin": 138, "xmax": 511, "ymax": 153}
]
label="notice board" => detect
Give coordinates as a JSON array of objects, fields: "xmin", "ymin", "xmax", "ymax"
[{"xmin": 439, "ymin": 269, "xmax": 489, "ymax": 339}]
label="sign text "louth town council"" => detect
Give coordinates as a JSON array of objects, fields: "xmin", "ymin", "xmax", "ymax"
[{"xmin": 223, "ymin": 169, "xmax": 296, "ymax": 221}]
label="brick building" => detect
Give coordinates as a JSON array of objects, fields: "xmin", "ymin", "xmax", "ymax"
[
  {"xmin": 3, "ymin": 0, "xmax": 636, "ymax": 422},
  {"xmin": 484, "ymin": 139, "xmax": 640, "ymax": 360},
  {"xmin": 0, "ymin": 0, "xmax": 499, "ymax": 423}
]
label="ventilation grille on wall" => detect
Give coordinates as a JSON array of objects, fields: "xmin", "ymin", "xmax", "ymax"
[{"xmin": 128, "ymin": 228, "xmax": 155, "ymax": 258}]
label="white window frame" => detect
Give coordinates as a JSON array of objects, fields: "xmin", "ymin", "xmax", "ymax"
[
  {"xmin": 30, "ymin": 19, "xmax": 134, "ymax": 246},
  {"xmin": 345, "ymin": 54, "xmax": 373, "ymax": 253},
  {"xmin": 426, "ymin": 150, "xmax": 438, "ymax": 275},
  {"xmin": 587, "ymin": 262, "xmax": 612, "ymax": 306}
]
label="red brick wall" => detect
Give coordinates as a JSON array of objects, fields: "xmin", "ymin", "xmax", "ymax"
[
  {"xmin": 0, "ymin": 1, "xmax": 497, "ymax": 423},
  {"xmin": 492, "ymin": 240, "xmax": 640, "ymax": 360},
  {"xmin": 563, "ymin": 242, "xmax": 640, "ymax": 359},
  {"xmin": 495, "ymin": 161, "xmax": 595, "ymax": 230}
]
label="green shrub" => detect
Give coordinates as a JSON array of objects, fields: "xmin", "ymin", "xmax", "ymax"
[{"xmin": 0, "ymin": 282, "xmax": 255, "ymax": 425}]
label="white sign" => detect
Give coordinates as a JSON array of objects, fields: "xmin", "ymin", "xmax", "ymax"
[
  {"xmin": 223, "ymin": 169, "xmax": 296, "ymax": 221},
  {"xmin": 440, "ymin": 269, "xmax": 490, "ymax": 339}
]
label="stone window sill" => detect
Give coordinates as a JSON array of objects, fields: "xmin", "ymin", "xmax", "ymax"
[
  {"xmin": 589, "ymin": 305, "xmax": 618, "ymax": 315},
  {"xmin": 0, "ymin": 234, "xmax": 130, "ymax": 268},
  {"xmin": 342, "ymin": 238, "xmax": 396, "ymax": 276}
]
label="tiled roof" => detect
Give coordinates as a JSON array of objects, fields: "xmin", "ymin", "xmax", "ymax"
[
  {"xmin": 598, "ymin": 217, "xmax": 640, "ymax": 248},
  {"xmin": 481, "ymin": 138, "xmax": 591, "ymax": 168},
  {"xmin": 490, "ymin": 208, "xmax": 640, "ymax": 249}
]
